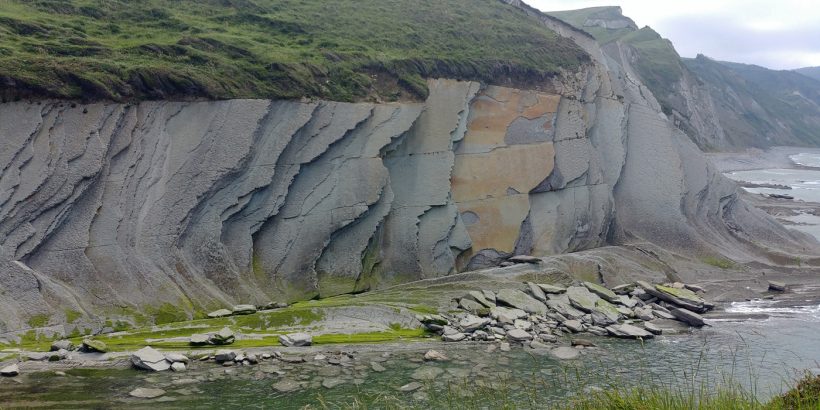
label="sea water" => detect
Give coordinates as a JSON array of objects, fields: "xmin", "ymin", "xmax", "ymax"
[
  {"xmin": 2, "ymin": 286, "xmax": 819, "ymax": 408},
  {"xmin": 725, "ymin": 153, "xmax": 820, "ymax": 240}
]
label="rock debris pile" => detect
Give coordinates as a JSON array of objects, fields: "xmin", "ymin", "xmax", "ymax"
[{"xmin": 417, "ymin": 281, "xmax": 714, "ymax": 346}]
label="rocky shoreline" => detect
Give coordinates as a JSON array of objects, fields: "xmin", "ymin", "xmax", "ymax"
[
  {"xmin": 0, "ymin": 278, "xmax": 813, "ymax": 406},
  {"xmin": 0, "ymin": 279, "xmax": 725, "ymax": 379}
]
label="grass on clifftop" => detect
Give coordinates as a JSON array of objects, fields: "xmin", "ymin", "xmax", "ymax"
[{"xmin": 0, "ymin": 0, "xmax": 588, "ymax": 102}]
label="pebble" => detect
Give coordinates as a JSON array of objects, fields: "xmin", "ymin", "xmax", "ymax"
[
  {"xmin": 129, "ymin": 388, "xmax": 166, "ymax": 399},
  {"xmin": 399, "ymin": 381, "xmax": 423, "ymax": 392}
]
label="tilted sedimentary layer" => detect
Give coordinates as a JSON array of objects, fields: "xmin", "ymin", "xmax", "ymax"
[{"xmin": 0, "ymin": 8, "xmax": 817, "ymax": 335}]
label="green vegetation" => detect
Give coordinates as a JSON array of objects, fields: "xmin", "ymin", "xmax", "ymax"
[
  {"xmin": 5, "ymin": 300, "xmax": 431, "ymax": 351},
  {"xmin": 565, "ymin": 375, "xmax": 820, "ymax": 410},
  {"xmin": 145, "ymin": 302, "xmax": 189, "ymax": 325},
  {"xmin": 549, "ymin": 7, "xmax": 685, "ymax": 116},
  {"xmin": 64, "ymin": 309, "xmax": 82, "ymax": 324},
  {"xmin": 312, "ymin": 372, "xmax": 820, "ymax": 409},
  {"xmin": 313, "ymin": 327, "xmax": 428, "ymax": 344},
  {"xmin": 0, "ymin": 0, "xmax": 588, "ymax": 102},
  {"xmin": 703, "ymin": 256, "xmax": 736, "ymax": 270},
  {"xmin": 26, "ymin": 313, "xmax": 50, "ymax": 328}
]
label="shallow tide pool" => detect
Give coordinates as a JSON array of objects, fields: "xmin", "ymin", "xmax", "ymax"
[{"xmin": 2, "ymin": 287, "xmax": 818, "ymax": 409}]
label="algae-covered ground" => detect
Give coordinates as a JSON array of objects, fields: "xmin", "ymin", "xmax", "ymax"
[
  {"xmin": 0, "ymin": 0, "xmax": 588, "ymax": 102},
  {"xmin": 5, "ymin": 264, "xmax": 568, "ymax": 353}
]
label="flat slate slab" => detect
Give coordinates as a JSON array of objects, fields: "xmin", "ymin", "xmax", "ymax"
[
  {"xmin": 670, "ymin": 307, "xmax": 706, "ymax": 327},
  {"xmin": 537, "ymin": 284, "xmax": 567, "ymax": 294},
  {"xmin": 566, "ymin": 286, "xmax": 599, "ymax": 313},
  {"xmin": 550, "ymin": 346, "xmax": 579, "ymax": 360},
  {"xmin": 606, "ymin": 324, "xmax": 654, "ymax": 339},
  {"xmin": 496, "ymin": 289, "xmax": 548, "ymax": 315},
  {"xmin": 583, "ymin": 281, "xmax": 618, "ymax": 303}
]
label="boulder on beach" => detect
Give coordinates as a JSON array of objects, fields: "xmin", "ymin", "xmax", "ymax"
[
  {"xmin": 129, "ymin": 387, "xmax": 166, "ymax": 399},
  {"xmin": 550, "ymin": 346, "xmax": 580, "ymax": 360},
  {"xmin": 490, "ymin": 306, "xmax": 528, "ymax": 324},
  {"xmin": 279, "ymin": 332, "xmax": 312, "ymax": 347},
  {"xmin": 563, "ymin": 320, "xmax": 584, "ymax": 333},
  {"xmin": 189, "ymin": 334, "xmax": 209, "ymax": 346},
  {"xmin": 207, "ymin": 309, "xmax": 232, "ymax": 318},
  {"xmin": 459, "ymin": 315, "xmax": 490, "ymax": 332},
  {"xmin": 527, "ymin": 282, "xmax": 548, "ymax": 302},
  {"xmin": 506, "ymin": 328, "xmax": 533, "ymax": 342},
  {"xmin": 442, "ymin": 332, "xmax": 466, "ymax": 342},
  {"xmin": 566, "ymin": 286, "xmax": 599, "ymax": 313},
  {"xmin": 768, "ymin": 281, "xmax": 787, "ymax": 292},
  {"xmin": 81, "ymin": 339, "xmax": 108, "ymax": 353},
  {"xmin": 50, "ymin": 340, "xmax": 74, "ymax": 352},
  {"xmin": 131, "ymin": 346, "xmax": 171, "ymax": 371},
  {"xmin": 670, "ymin": 307, "xmax": 706, "ymax": 327},
  {"xmin": 208, "ymin": 327, "xmax": 235, "ymax": 345},
  {"xmin": 465, "ymin": 291, "xmax": 495, "ymax": 308},
  {"xmin": 424, "ymin": 350, "xmax": 448, "ymax": 361},
  {"xmin": 508, "ymin": 255, "xmax": 541, "ymax": 264},
  {"xmin": 537, "ymin": 284, "xmax": 567, "ymax": 294},
  {"xmin": 165, "ymin": 353, "xmax": 189, "ymax": 364},
  {"xmin": 272, "ymin": 378, "xmax": 302, "ymax": 393},
  {"xmin": 606, "ymin": 324, "xmax": 654, "ymax": 339},
  {"xmin": 496, "ymin": 289, "xmax": 548, "ymax": 315},
  {"xmin": 232, "ymin": 304, "xmax": 257, "ymax": 315},
  {"xmin": 214, "ymin": 350, "xmax": 236, "ymax": 362},
  {"xmin": 583, "ymin": 282, "xmax": 618, "ymax": 303},
  {"xmin": 0, "ymin": 364, "xmax": 19, "ymax": 377}
]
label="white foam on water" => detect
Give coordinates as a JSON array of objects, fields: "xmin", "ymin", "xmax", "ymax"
[
  {"xmin": 726, "ymin": 300, "xmax": 820, "ymax": 320},
  {"xmin": 790, "ymin": 152, "xmax": 820, "ymax": 168}
]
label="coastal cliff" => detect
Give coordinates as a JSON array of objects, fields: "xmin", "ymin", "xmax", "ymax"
[{"xmin": 0, "ymin": 1, "xmax": 817, "ymax": 336}]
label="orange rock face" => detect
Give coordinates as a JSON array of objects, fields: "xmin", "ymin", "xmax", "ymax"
[{"xmin": 452, "ymin": 85, "xmax": 561, "ymax": 256}]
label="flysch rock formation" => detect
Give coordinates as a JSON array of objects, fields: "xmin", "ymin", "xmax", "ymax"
[{"xmin": 0, "ymin": 2, "xmax": 817, "ymax": 335}]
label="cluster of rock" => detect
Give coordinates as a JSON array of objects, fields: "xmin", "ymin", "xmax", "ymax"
[
  {"xmin": 131, "ymin": 346, "xmax": 189, "ymax": 372},
  {"xmin": 189, "ymin": 327, "xmax": 236, "ymax": 346},
  {"xmin": 1, "ymin": 339, "xmax": 95, "ymax": 377},
  {"xmin": 132, "ymin": 335, "xmax": 316, "ymax": 376},
  {"xmin": 206, "ymin": 303, "xmax": 288, "ymax": 319},
  {"xmin": 417, "ymin": 281, "xmax": 714, "ymax": 347}
]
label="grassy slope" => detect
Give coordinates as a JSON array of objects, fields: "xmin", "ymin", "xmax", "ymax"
[
  {"xmin": 685, "ymin": 56, "xmax": 820, "ymax": 147},
  {"xmin": 548, "ymin": 7, "xmax": 684, "ymax": 115},
  {"xmin": 0, "ymin": 0, "xmax": 588, "ymax": 102}
]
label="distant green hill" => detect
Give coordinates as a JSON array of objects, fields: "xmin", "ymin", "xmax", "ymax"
[
  {"xmin": 549, "ymin": 7, "xmax": 684, "ymax": 116},
  {"xmin": 549, "ymin": 6, "xmax": 820, "ymax": 149},
  {"xmin": 685, "ymin": 56, "xmax": 820, "ymax": 148},
  {"xmin": 796, "ymin": 67, "xmax": 820, "ymax": 82},
  {"xmin": 0, "ymin": 0, "xmax": 587, "ymax": 102}
]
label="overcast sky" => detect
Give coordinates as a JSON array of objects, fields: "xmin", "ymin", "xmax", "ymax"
[{"xmin": 528, "ymin": 0, "xmax": 820, "ymax": 70}]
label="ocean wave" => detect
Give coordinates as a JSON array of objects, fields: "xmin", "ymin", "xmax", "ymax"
[
  {"xmin": 790, "ymin": 153, "xmax": 820, "ymax": 168},
  {"xmin": 725, "ymin": 300, "xmax": 820, "ymax": 320}
]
